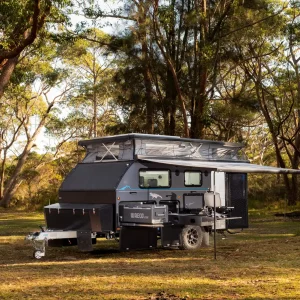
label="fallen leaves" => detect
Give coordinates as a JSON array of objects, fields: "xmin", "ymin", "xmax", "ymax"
[{"xmin": 145, "ymin": 291, "xmax": 189, "ymax": 300}]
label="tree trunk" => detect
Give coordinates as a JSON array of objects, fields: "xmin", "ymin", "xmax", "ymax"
[
  {"xmin": 0, "ymin": 150, "xmax": 7, "ymax": 199},
  {"xmin": 289, "ymin": 174, "xmax": 298, "ymax": 206},
  {"xmin": 256, "ymin": 79, "xmax": 295, "ymax": 206},
  {"xmin": 190, "ymin": 0, "xmax": 209, "ymax": 139},
  {"xmin": 0, "ymin": 103, "xmax": 54, "ymax": 207},
  {"xmin": 152, "ymin": 0, "xmax": 189, "ymax": 137},
  {"xmin": 164, "ymin": 69, "xmax": 177, "ymax": 135},
  {"xmin": 0, "ymin": 136, "xmax": 38, "ymax": 207},
  {"xmin": 190, "ymin": 70, "xmax": 207, "ymax": 139},
  {"xmin": 137, "ymin": 1, "xmax": 154, "ymax": 134},
  {"xmin": 93, "ymin": 78, "xmax": 97, "ymax": 138},
  {"xmin": 289, "ymin": 125, "xmax": 300, "ymax": 205},
  {"xmin": 0, "ymin": 57, "xmax": 19, "ymax": 99},
  {"xmin": 143, "ymin": 57, "xmax": 154, "ymax": 134}
]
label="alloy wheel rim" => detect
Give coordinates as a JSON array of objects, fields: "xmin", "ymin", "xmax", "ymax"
[{"xmin": 187, "ymin": 228, "xmax": 199, "ymax": 245}]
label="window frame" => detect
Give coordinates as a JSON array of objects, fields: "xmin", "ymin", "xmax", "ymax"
[
  {"xmin": 138, "ymin": 169, "xmax": 171, "ymax": 189},
  {"xmin": 184, "ymin": 170, "xmax": 203, "ymax": 187}
]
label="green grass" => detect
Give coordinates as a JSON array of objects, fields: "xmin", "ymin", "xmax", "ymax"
[{"xmin": 0, "ymin": 209, "xmax": 299, "ymax": 299}]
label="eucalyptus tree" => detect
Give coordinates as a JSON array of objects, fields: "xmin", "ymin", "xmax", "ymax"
[
  {"xmin": 0, "ymin": 0, "xmax": 71, "ymax": 99},
  {"xmin": 235, "ymin": 2, "xmax": 300, "ymax": 205},
  {"xmin": 57, "ymin": 29, "xmax": 120, "ymax": 138},
  {"xmin": 206, "ymin": 69, "xmax": 258, "ymax": 142},
  {"xmin": 77, "ymin": 0, "xmax": 156, "ymax": 134},
  {"xmin": 0, "ymin": 40, "xmax": 73, "ymax": 208},
  {"xmin": 88, "ymin": 0, "xmax": 283, "ymax": 138},
  {"xmin": 154, "ymin": 0, "xmax": 290, "ymax": 138},
  {"xmin": 282, "ymin": 2, "xmax": 300, "ymax": 204}
]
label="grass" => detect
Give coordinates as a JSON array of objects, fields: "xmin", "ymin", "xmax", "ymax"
[{"xmin": 0, "ymin": 209, "xmax": 299, "ymax": 299}]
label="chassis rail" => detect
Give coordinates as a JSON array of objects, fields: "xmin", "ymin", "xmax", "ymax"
[{"xmin": 25, "ymin": 230, "xmax": 97, "ymax": 259}]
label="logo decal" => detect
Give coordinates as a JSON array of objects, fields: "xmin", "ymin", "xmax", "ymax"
[
  {"xmin": 130, "ymin": 213, "xmax": 148, "ymax": 219},
  {"xmin": 119, "ymin": 185, "xmax": 132, "ymax": 191},
  {"xmin": 149, "ymin": 193, "xmax": 163, "ymax": 200}
]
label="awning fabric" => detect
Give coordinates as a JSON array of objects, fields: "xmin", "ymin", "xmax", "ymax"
[{"xmin": 138, "ymin": 157, "xmax": 300, "ymax": 174}]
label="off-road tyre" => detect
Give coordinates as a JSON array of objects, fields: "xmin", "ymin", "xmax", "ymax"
[{"xmin": 179, "ymin": 225, "xmax": 203, "ymax": 250}]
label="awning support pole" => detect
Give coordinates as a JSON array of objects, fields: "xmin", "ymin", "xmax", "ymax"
[
  {"xmin": 213, "ymin": 171, "xmax": 217, "ymax": 260},
  {"xmin": 214, "ymin": 193, "xmax": 217, "ymax": 260}
]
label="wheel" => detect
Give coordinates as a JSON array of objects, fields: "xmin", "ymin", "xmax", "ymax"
[
  {"xmin": 33, "ymin": 250, "xmax": 44, "ymax": 259},
  {"xmin": 179, "ymin": 225, "xmax": 203, "ymax": 250}
]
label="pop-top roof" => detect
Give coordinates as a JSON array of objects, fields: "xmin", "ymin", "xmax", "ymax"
[
  {"xmin": 78, "ymin": 134, "xmax": 300, "ymax": 174},
  {"xmin": 79, "ymin": 133, "xmax": 247, "ymax": 162},
  {"xmin": 78, "ymin": 133, "xmax": 243, "ymax": 147}
]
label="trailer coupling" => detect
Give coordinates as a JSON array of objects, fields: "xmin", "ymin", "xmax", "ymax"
[{"xmin": 25, "ymin": 229, "xmax": 97, "ymax": 259}]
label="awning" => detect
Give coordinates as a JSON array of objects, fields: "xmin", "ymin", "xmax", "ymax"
[{"xmin": 138, "ymin": 157, "xmax": 300, "ymax": 174}]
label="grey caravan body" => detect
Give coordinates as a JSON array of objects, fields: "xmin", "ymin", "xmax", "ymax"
[
  {"xmin": 43, "ymin": 133, "xmax": 298, "ymax": 253},
  {"xmin": 43, "ymin": 134, "xmax": 248, "ymax": 251}
]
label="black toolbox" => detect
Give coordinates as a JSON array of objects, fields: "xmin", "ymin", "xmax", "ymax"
[{"xmin": 119, "ymin": 203, "xmax": 168, "ymax": 224}]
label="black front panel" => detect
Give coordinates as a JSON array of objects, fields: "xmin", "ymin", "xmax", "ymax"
[
  {"xmin": 226, "ymin": 173, "xmax": 248, "ymax": 229},
  {"xmin": 58, "ymin": 161, "xmax": 130, "ymax": 205},
  {"xmin": 60, "ymin": 162, "xmax": 130, "ymax": 191}
]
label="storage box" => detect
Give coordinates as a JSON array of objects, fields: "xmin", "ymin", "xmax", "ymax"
[
  {"xmin": 44, "ymin": 203, "xmax": 114, "ymax": 232},
  {"xmin": 119, "ymin": 203, "xmax": 168, "ymax": 224}
]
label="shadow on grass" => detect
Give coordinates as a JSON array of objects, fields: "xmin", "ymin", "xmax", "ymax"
[
  {"xmin": 2, "ymin": 280, "xmax": 297, "ymax": 300},
  {"xmin": 1, "ymin": 230, "xmax": 300, "ymax": 266},
  {"xmin": 0, "ymin": 236, "xmax": 299, "ymax": 299},
  {"xmin": 1, "ymin": 255, "xmax": 299, "ymax": 300}
]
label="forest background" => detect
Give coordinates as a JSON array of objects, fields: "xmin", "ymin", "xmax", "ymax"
[{"xmin": 0, "ymin": 0, "xmax": 300, "ymax": 210}]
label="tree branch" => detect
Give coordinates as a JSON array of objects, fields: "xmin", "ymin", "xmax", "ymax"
[{"xmin": 0, "ymin": 0, "xmax": 51, "ymax": 63}]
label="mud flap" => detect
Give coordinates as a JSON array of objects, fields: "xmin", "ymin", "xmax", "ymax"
[
  {"xmin": 77, "ymin": 231, "xmax": 93, "ymax": 252},
  {"xmin": 161, "ymin": 226, "xmax": 182, "ymax": 248}
]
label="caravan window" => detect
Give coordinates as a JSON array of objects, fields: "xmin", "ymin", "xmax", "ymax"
[
  {"xmin": 139, "ymin": 170, "xmax": 170, "ymax": 188},
  {"xmin": 184, "ymin": 171, "xmax": 202, "ymax": 186}
]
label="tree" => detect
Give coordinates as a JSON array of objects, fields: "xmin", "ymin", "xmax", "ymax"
[
  {"xmin": 94, "ymin": 0, "xmax": 282, "ymax": 139},
  {"xmin": 50, "ymin": 29, "xmax": 121, "ymax": 140},
  {"xmin": 0, "ymin": 41, "xmax": 73, "ymax": 207},
  {"xmin": 236, "ymin": 2, "xmax": 300, "ymax": 205},
  {"xmin": 0, "ymin": 0, "xmax": 70, "ymax": 99}
]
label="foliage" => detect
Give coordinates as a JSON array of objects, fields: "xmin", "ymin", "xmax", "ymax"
[
  {"xmin": 0, "ymin": 37, "xmax": 74, "ymax": 208},
  {"xmin": 47, "ymin": 28, "xmax": 121, "ymax": 139},
  {"xmin": 0, "ymin": 0, "xmax": 300, "ymax": 207}
]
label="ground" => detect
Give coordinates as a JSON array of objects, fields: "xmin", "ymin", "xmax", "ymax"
[{"xmin": 0, "ymin": 209, "xmax": 299, "ymax": 299}]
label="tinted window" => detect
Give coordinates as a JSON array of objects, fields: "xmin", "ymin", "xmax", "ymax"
[
  {"xmin": 184, "ymin": 171, "xmax": 202, "ymax": 186},
  {"xmin": 139, "ymin": 170, "xmax": 170, "ymax": 188}
]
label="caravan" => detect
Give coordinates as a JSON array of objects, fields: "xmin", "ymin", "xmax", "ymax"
[{"xmin": 26, "ymin": 134, "xmax": 300, "ymax": 259}]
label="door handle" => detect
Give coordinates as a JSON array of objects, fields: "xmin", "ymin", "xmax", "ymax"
[{"xmin": 156, "ymin": 213, "xmax": 165, "ymax": 217}]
